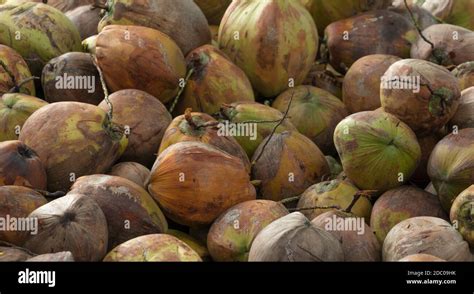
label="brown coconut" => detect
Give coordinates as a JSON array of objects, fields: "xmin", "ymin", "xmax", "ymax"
[
  {"xmin": 97, "ymin": 0, "xmax": 211, "ymax": 55},
  {"xmin": 251, "ymin": 131, "xmax": 330, "ymax": 202},
  {"xmin": 148, "ymin": 141, "xmax": 256, "ymax": 226},
  {"xmin": 382, "ymin": 216, "xmax": 471, "ymax": 261},
  {"xmin": 108, "ymin": 161, "xmax": 150, "ymax": 189},
  {"xmin": 323, "ymin": 10, "xmax": 417, "ymax": 73},
  {"xmin": 0, "ymin": 140, "xmax": 47, "ymax": 190},
  {"xmin": 65, "ymin": 5, "xmax": 100, "ymax": 40},
  {"xmin": 194, "ymin": 0, "xmax": 232, "ymax": 25},
  {"xmin": 428, "ymin": 128, "xmax": 474, "ymax": 211},
  {"xmin": 272, "ymin": 85, "xmax": 349, "ymax": 155},
  {"xmin": 449, "ymin": 87, "xmax": 474, "ymax": 130},
  {"xmin": 98, "ymin": 89, "xmax": 172, "ymax": 168},
  {"xmin": 343, "ymin": 54, "xmax": 401, "ymax": 114},
  {"xmin": 42, "ymin": 52, "xmax": 103, "ymax": 105},
  {"xmin": 172, "ymin": 45, "xmax": 255, "ymax": 116},
  {"xmin": 303, "ymin": 63, "xmax": 343, "ymax": 99},
  {"xmin": 248, "ymin": 212, "xmax": 344, "ymax": 262},
  {"xmin": 70, "ymin": 175, "xmax": 168, "ymax": 250},
  {"xmin": 0, "ymin": 186, "xmax": 47, "ymax": 246},
  {"xmin": 380, "ymin": 59, "xmax": 461, "ymax": 136},
  {"xmin": 207, "ymin": 200, "xmax": 289, "ymax": 262},
  {"xmin": 411, "ymin": 24, "xmax": 474, "ymax": 67},
  {"xmin": 158, "ymin": 111, "xmax": 250, "ymax": 173},
  {"xmin": 312, "ymin": 210, "xmax": 381, "ymax": 261},
  {"xmin": 410, "ymin": 132, "xmax": 444, "ymax": 186},
  {"xmin": 18, "ymin": 102, "xmax": 128, "ymax": 192},
  {"xmin": 23, "ymin": 193, "xmax": 108, "ymax": 261},
  {"xmin": 95, "ymin": 25, "xmax": 186, "ymax": 104},
  {"xmin": 370, "ymin": 185, "xmax": 448, "ymax": 244}
]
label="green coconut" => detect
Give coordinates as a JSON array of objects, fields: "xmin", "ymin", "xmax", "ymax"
[
  {"xmin": 334, "ymin": 111, "xmax": 421, "ymax": 192},
  {"xmin": 218, "ymin": 0, "xmax": 318, "ymax": 97},
  {"xmin": 0, "ymin": 2, "xmax": 82, "ymax": 76}
]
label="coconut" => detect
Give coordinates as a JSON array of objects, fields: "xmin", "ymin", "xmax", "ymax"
[
  {"xmin": 382, "ymin": 216, "xmax": 471, "ymax": 261},
  {"xmin": 26, "ymin": 251, "xmax": 74, "ymax": 262},
  {"xmin": 158, "ymin": 111, "xmax": 250, "ymax": 172},
  {"xmin": 148, "ymin": 141, "xmax": 256, "ymax": 226},
  {"xmin": 305, "ymin": 0, "xmax": 392, "ymax": 35},
  {"xmin": 0, "ymin": 94, "xmax": 48, "ymax": 141},
  {"xmin": 218, "ymin": 0, "xmax": 318, "ymax": 97},
  {"xmin": 194, "ymin": 0, "xmax": 232, "ymax": 25},
  {"xmin": 323, "ymin": 10, "xmax": 417, "ymax": 74},
  {"xmin": 398, "ymin": 254, "xmax": 446, "ymax": 262},
  {"xmin": 70, "ymin": 174, "xmax": 168, "ymax": 250},
  {"xmin": 370, "ymin": 185, "xmax": 447, "ymax": 244},
  {"xmin": 0, "ymin": 246, "xmax": 32, "ymax": 261},
  {"xmin": 103, "ymin": 234, "xmax": 202, "ymax": 262},
  {"xmin": 272, "ymin": 85, "xmax": 348, "ymax": 155},
  {"xmin": 0, "ymin": 140, "xmax": 47, "ymax": 189},
  {"xmin": 343, "ymin": 55, "xmax": 401, "ymax": 114},
  {"xmin": 0, "ymin": 2, "xmax": 82, "ymax": 76},
  {"xmin": 0, "ymin": 45, "xmax": 35, "ymax": 96},
  {"xmin": 448, "ymin": 87, "xmax": 474, "ymax": 130},
  {"xmin": 296, "ymin": 179, "xmax": 372, "ymax": 222},
  {"xmin": 96, "ymin": 25, "xmax": 186, "ymax": 104},
  {"xmin": 167, "ymin": 229, "xmax": 210, "ymax": 261},
  {"xmin": 380, "ymin": 59, "xmax": 461, "ymax": 136},
  {"xmin": 428, "ymin": 128, "xmax": 474, "ymax": 212},
  {"xmin": 450, "ymin": 185, "xmax": 474, "ymax": 246},
  {"xmin": 334, "ymin": 111, "xmax": 421, "ymax": 192},
  {"xmin": 172, "ymin": 45, "xmax": 255, "ymax": 116},
  {"xmin": 42, "ymin": 52, "xmax": 103, "ymax": 105},
  {"xmin": 311, "ymin": 210, "xmax": 381, "ymax": 261},
  {"xmin": 98, "ymin": 89, "xmax": 172, "ymax": 167},
  {"xmin": 0, "ymin": 186, "xmax": 47, "ymax": 245},
  {"xmin": 219, "ymin": 102, "xmax": 296, "ymax": 159},
  {"xmin": 23, "ymin": 193, "xmax": 108, "ymax": 261},
  {"xmin": 31, "ymin": 0, "xmax": 95, "ymax": 12},
  {"xmin": 251, "ymin": 131, "xmax": 330, "ymax": 201},
  {"xmin": 65, "ymin": 5, "xmax": 100, "ymax": 40},
  {"xmin": 248, "ymin": 212, "xmax": 344, "ymax": 261},
  {"xmin": 303, "ymin": 63, "xmax": 343, "ymax": 99},
  {"xmin": 452, "ymin": 62, "xmax": 474, "ymax": 90},
  {"xmin": 19, "ymin": 102, "xmax": 128, "ymax": 192},
  {"xmin": 411, "ymin": 24, "xmax": 474, "ymax": 66},
  {"xmin": 207, "ymin": 200, "xmax": 288, "ymax": 262},
  {"xmin": 98, "ymin": 0, "xmax": 211, "ymax": 55},
  {"xmin": 108, "ymin": 162, "xmax": 150, "ymax": 189}
]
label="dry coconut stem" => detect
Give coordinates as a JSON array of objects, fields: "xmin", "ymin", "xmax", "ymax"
[
  {"xmin": 403, "ymin": 0, "xmax": 435, "ymax": 50},
  {"xmin": 0, "ymin": 60, "xmax": 16, "ymax": 86},
  {"xmin": 8, "ymin": 76, "xmax": 39, "ymax": 93},
  {"xmin": 289, "ymin": 205, "xmax": 341, "ymax": 212},
  {"xmin": 344, "ymin": 190, "xmax": 378, "ymax": 213},
  {"xmin": 184, "ymin": 108, "xmax": 198, "ymax": 129},
  {"xmin": 169, "ymin": 68, "xmax": 195, "ymax": 113},
  {"xmin": 91, "ymin": 55, "xmax": 113, "ymax": 122},
  {"xmin": 251, "ymin": 91, "xmax": 295, "ymax": 166},
  {"xmin": 279, "ymin": 195, "xmax": 303, "ymax": 205}
]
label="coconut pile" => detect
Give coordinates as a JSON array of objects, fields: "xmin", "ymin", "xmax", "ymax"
[{"xmin": 0, "ymin": 0, "xmax": 473, "ymax": 262}]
